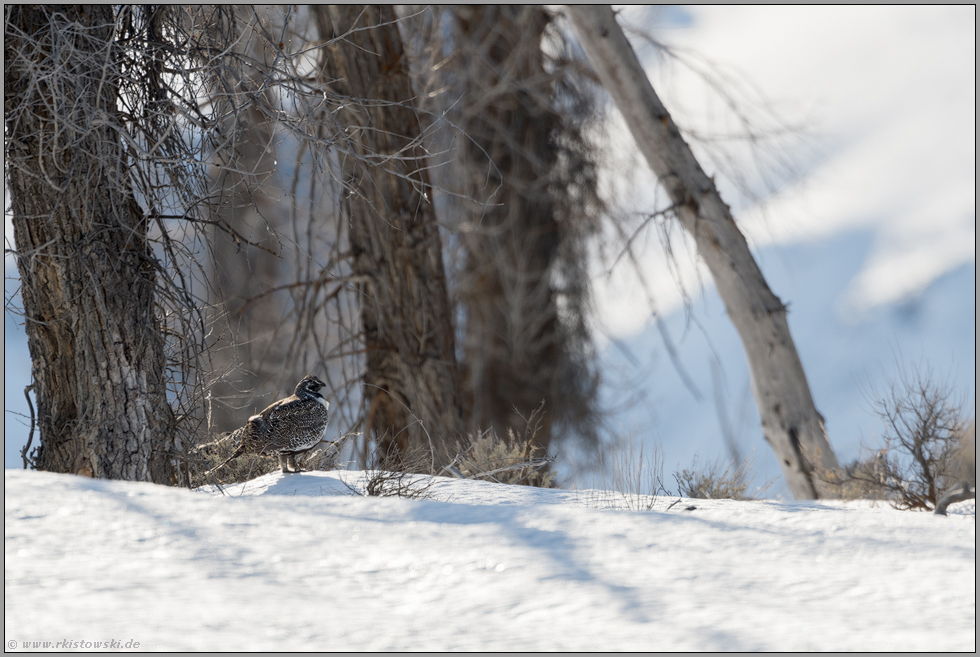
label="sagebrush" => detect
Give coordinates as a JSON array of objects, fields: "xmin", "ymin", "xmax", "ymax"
[
  {"xmin": 824, "ymin": 366, "xmax": 973, "ymax": 510},
  {"xmin": 674, "ymin": 454, "xmax": 773, "ymax": 500}
]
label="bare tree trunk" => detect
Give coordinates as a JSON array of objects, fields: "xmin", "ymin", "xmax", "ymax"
[
  {"xmin": 450, "ymin": 6, "xmax": 563, "ymax": 453},
  {"xmin": 430, "ymin": 6, "xmax": 603, "ymax": 460},
  {"xmin": 313, "ymin": 5, "xmax": 463, "ymax": 466},
  {"xmin": 4, "ymin": 6, "xmax": 174, "ymax": 482},
  {"xmin": 567, "ymin": 5, "xmax": 839, "ymax": 499}
]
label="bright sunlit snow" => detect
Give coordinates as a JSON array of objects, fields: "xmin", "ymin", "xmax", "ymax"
[{"xmin": 4, "ymin": 470, "xmax": 975, "ymax": 651}]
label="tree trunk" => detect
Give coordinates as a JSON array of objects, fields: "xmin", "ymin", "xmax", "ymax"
[
  {"xmin": 567, "ymin": 5, "xmax": 839, "ymax": 499},
  {"xmin": 4, "ymin": 6, "xmax": 175, "ymax": 482},
  {"xmin": 313, "ymin": 5, "xmax": 463, "ymax": 467},
  {"xmin": 449, "ymin": 6, "xmax": 564, "ymax": 455}
]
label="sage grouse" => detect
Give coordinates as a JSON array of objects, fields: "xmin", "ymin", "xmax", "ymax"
[{"xmin": 217, "ymin": 375, "xmax": 330, "ymax": 474}]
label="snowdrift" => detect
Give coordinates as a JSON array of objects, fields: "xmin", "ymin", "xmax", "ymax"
[{"xmin": 5, "ymin": 470, "xmax": 975, "ymax": 651}]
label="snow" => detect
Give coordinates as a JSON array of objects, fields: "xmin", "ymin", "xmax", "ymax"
[{"xmin": 5, "ymin": 469, "xmax": 975, "ymax": 651}]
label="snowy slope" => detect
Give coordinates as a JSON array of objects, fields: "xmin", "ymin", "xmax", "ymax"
[{"xmin": 5, "ymin": 470, "xmax": 975, "ymax": 651}]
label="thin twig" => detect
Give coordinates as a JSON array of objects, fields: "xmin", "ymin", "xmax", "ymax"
[{"xmin": 21, "ymin": 384, "xmax": 36, "ymax": 469}]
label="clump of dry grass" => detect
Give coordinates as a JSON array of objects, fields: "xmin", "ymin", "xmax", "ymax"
[
  {"xmin": 450, "ymin": 428, "xmax": 557, "ymax": 488},
  {"xmin": 189, "ymin": 432, "xmax": 278, "ymax": 487},
  {"xmin": 673, "ymin": 454, "xmax": 773, "ymax": 500},
  {"xmin": 190, "ymin": 431, "xmax": 354, "ymax": 488},
  {"xmin": 574, "ymin": 434, "xmax": 667, "ymax": 511},
  {"xmin": 444, "ymin": 402, "xmax": 557, "ymax": 487},
  {"xmin": 342, "ymin": 448, "xmax": 440, "ymax": 499}
]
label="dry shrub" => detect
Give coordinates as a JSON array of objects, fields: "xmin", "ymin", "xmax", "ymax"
[
  {"xmin": 443, "ymin": 401, "xmax": 558, "ymax": 487},
  {"xmin": 825, "ymin": 455, "xmax": 892, "ymax": 502},
  {"xmin": 189, "ymin": 432, "xmax": 278, "ymax": 487},
  {"xmin": 300, "ymin": 433, "xmax": 356, "ymax": 473},
  {"xmin": 346, "ymin": 421, "xmax": 557, "ymax": 499},
  {"xmin": 190, "ymin": 432, "xmax": 354, "ymax": 488},
  {"xmin": 607, "ymin": 438, "xmax": 666, "ymax": 510},
  {"xmin": 343, "ymin": 448, "xmax": 439, "ymax": 499},
  {"xmin": 451, "ymin": 428, "xmax": 557, "ymax": 488},
  {"xmin": 575, "ymin": 435, "xmax": 667, "ymax": 511},
  {"xmin": 826, "ymin": 367, "xmax": 973, "ymax": 510},
  {"xmin": 674, "ymin": 455, "xmax": 773, "ymax": 500}
]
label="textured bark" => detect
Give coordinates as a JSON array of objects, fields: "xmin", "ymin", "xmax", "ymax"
[
  {"xmin": 567, "ymin": 6, "xmax": 839, "ymax": 499},
  {"xmin": 4, "ymin": 6, "xmax": 175, "ymax": 482},
  {"xmin": 934, "ymin": 482, "xmax": 975, "ymax": 516},
  {"xmin": 450, "ymin": 6, "xmax": 564, "ymax": 454},
  {"xmin": 313, "ymin": 5, "xmax": 463, "ymax": 465}
]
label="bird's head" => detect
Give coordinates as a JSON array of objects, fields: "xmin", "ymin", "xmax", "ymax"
[{"xmin": 295, "ymin": 374, "xmax": 327, "ymax": 397}]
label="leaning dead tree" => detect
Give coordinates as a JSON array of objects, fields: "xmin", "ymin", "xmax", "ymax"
[
  {"xmin": 4, "ymin": 7, "xmax": 175, "ymax": 481},
  {"xmin": 313, "ymin": 6, "xmax": 464, "ymax": 466},
  {"xmin": 567, "ymin": 5, "xmax": 839, "ymax": 499},
  {"xmin": 934, "ymin": 482, "xmax": 975, "ymax": 516}
]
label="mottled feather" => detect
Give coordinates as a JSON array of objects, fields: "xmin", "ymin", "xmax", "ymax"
[{"xmin": 213, "ymin": 375, "xmax": 329, "ymax": 475}]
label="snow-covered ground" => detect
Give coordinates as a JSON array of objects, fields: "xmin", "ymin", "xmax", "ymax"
[{"xmin": 5, "ymin": 469, "xmax": 975, "ymax": 651}]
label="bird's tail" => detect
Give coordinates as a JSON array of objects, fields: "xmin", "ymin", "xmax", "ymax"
[{"xmin": 203, "ymin": 429, "xmax": 247, "ymax": 479}]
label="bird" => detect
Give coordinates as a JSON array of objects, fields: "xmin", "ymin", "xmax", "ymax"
[{"xmin": 212, "ymin": 375, "xmax": 330, "ymax": 475}]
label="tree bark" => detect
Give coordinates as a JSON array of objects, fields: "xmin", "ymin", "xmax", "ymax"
[
  {"xmin": 934, "ymin": 482, "xmax": 975, "ymax": 516},
  {"xmin": 313, "ymin": 5, "xmax": 463, "ymax": 466},
  {"xmin": 4, "ymin": 6, "xmax": 175, "ymax": 482},
  {"xmin": 567, "ymin": 5, "xmax": 839, "ymax": 499},
  {"xmin": 449, "ymin": 6, "xmax": 564, "ymax": 455}
]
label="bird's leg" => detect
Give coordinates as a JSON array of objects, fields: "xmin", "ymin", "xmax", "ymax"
[{"xmin": 279, "ymin": 453, "xmax": 302, "ymax": 474}]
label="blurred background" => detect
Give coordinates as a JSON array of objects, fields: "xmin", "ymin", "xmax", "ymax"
[
  {"xmin": 587, "ymin": 6, "xmax": 975, "ymax": 495},
  {"xmin": 5, "ymin": 6, "xmax": 975, "ymax": 496}
]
